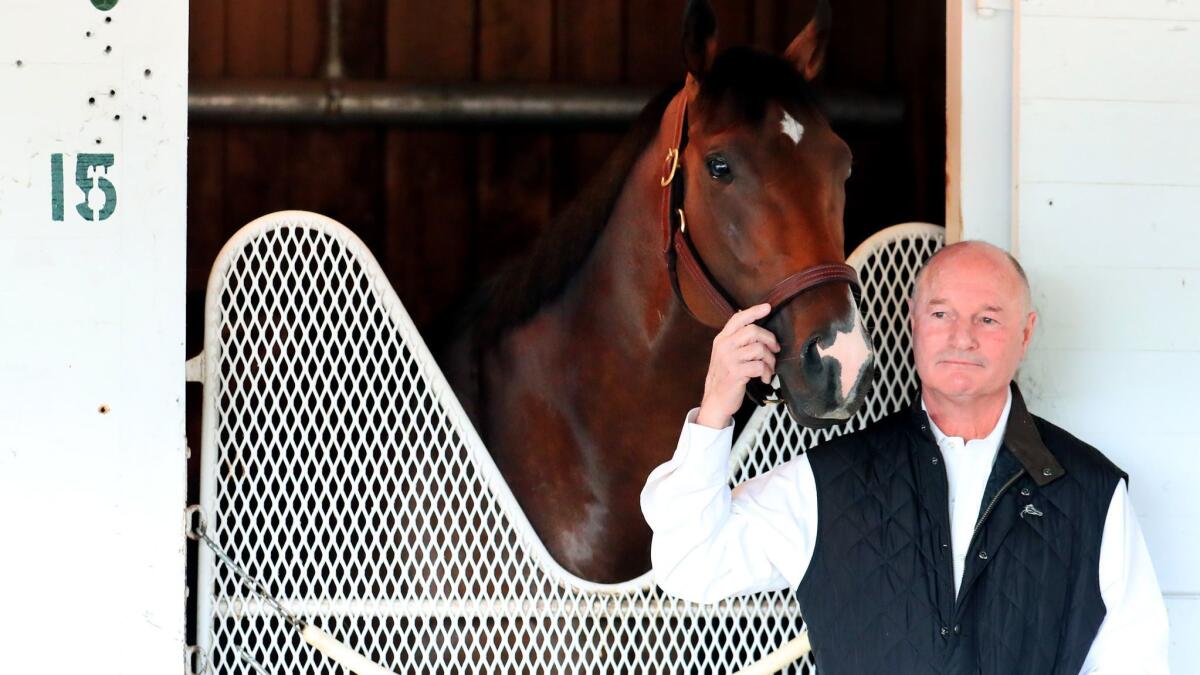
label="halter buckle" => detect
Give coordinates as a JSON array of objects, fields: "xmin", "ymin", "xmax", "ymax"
[{"xmin": 660, "ymin": 147, "xmax": 679, "ymax": 187}]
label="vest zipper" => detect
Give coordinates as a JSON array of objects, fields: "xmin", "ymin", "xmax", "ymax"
[
  {"xmin": 970, "ymin": 469, "xmax": 1024, "ymax": 542},
  {"xmin": 952, "ymin": 469, "xmax": 1024, "ymax": 616}
]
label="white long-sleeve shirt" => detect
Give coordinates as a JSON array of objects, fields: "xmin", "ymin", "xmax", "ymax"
[{"xmin": 640, "ymin": 398, "xmax": 1171, "ymax": 673}]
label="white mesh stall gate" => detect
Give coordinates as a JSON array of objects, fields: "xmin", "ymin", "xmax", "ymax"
[{"xmin": 189, "ymin": 211, "xmax": 944, "ymax": 674}]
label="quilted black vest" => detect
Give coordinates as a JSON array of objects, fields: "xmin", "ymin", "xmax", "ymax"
[{"xmin": 795, "ymin": 384, "xmax": 1126, "ymax": 675}]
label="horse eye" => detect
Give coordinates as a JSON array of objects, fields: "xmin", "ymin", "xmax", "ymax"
[{"xmin": 706, "ymin": 155, "xmax": 733, "ymax": 183}]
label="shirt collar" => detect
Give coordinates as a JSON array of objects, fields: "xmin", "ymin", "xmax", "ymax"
[
  {"xmin": 910, "ymin": 382, "xmax": 1066, "ymax": 486},
  {"xmin": 921, "ymin": 388, "xmax": 1012, "ymax": 455}
]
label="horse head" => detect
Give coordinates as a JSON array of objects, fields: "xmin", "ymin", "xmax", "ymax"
[{"xmin": 672, "ymin": 0, "xmax": 874, "ymax": 426}]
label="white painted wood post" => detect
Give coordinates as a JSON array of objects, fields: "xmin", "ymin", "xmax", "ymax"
[
  {"xmin": 946, "ymin": 0, "xmax": 1019, "ymax": 247},
  {"xmin": 0, "ymin": 1, "xmax": 187, "ymax": 671}
]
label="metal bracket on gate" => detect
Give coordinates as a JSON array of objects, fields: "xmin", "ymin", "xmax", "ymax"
[
  {"xmin": 185, "ymin": 353, "xmax": 205, "ymax": 384},
  {"xmin": 184, "ymin": 644, "xmax": 207, "ymax": 675},
  {"xmin": 976, "ymin": 0, "xmax": 1013, "ymax": 17},
  {"xmin": 185, "ymin": 504, "xmax": 206, "ymax": 542}
]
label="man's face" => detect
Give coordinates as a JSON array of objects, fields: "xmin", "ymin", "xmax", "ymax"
[{"xmin": 910, "ymin": 247, "xmax": 1037, "ymax": 402}]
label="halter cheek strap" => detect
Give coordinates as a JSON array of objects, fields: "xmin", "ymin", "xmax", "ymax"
[{"xmin": 657, "ymin": 88, "xmax": 861, "ymax": 330}]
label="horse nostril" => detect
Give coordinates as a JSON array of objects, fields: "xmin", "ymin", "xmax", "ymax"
[{"xmin": 803, "ymin": 336, "xmax": 821, "ymax": 363}]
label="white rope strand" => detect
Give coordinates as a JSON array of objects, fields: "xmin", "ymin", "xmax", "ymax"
[
  {"xmin": 731, "ymin": 630, "xmax": 812, "ymax": 675},
  {"xmin": 302, "ymin": 625, "xmax": 400, "ymax": 675}
]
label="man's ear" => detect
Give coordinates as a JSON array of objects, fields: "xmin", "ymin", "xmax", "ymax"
[
  {"xmin": 783, "ymin": 0, "xmax": 831, "ymax": 82},
  {"xmin": 682, "ymin": 0, "xmax": 718, "ymax": 82},
  {"xmin": 1021, "ymin": 311, "xmax": 1038, "ymax": 352}
]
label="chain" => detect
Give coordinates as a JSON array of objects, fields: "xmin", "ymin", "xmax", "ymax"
[
  {"xmin": 237, "ymin": 647, "xmax": 273, "ymax": 675},
  {"xmin": 187, "ymin": 506, "xmax": 306, "ymax": 632}
]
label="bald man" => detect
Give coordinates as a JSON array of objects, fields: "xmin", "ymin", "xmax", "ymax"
[{"xmin": 641, "ymin": 241, "xmax": 1169, "ymax": 674}]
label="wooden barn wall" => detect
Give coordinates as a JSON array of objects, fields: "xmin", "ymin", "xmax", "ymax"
[
  {"xmin": 183, "ymin": 0, "xmax": 943, "ymax": 642},
  {"xmin": 187, "ymin": 0, "xmax": 945, "ymax": 354}
]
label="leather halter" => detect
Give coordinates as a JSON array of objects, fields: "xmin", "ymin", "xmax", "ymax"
[{"xmin": 658, "ymin": 89, "xmax": 861, "ymax": 330}]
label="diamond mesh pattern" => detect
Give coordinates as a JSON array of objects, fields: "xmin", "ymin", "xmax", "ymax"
[
  {"xmin": 728, "ymin": 223, "xmax": 947, "ymax": 481},
  {"xmin": 194, "ymin": 211, "xmax": 944, "ymax": 674}
]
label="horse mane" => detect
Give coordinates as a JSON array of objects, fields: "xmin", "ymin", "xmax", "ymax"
[{"xmin": 452, "ymin": 83, "xmax": 681, "ymax": 344}]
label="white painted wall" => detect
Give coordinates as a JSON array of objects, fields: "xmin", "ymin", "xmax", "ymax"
[
  {"xmin": 1015, "ymin": 0, "xmax": 1200, "ymax": 671},
  {"xmin": 0, "ymin": 1, "xmax": 187, "ymax": 672},
  {"xmin": 947, "ymin": 0, "xmax": 1017, "ymax": 245}
]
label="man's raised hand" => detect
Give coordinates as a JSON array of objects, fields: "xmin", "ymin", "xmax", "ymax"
[{"xmin": 695, "ymin": 303, "xmax": 781, "ymax": 429}]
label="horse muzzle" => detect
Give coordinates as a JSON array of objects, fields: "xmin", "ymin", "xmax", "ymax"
[{"xmin": 764, "ymin": 296, "xmax": 875, "ymax": 428}]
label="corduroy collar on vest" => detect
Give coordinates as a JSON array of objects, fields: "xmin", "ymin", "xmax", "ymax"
[{"xmin": 909, "ymin": 381, "xmax": 1066, "ymax": 487}]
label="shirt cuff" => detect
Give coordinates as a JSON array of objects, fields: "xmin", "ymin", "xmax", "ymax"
[{"xmin": 674, "ymin": 407, "xmax": 734, "ymax": 483}]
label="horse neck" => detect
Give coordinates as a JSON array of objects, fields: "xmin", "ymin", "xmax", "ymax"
[{"xmin": 568, "ymin": 91, "xmax": 715, "ymax": 363}]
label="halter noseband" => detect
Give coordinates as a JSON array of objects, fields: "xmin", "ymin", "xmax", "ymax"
[{"xmin": 658, "ymin": 90, "xmax": 861, "ymax": 330}]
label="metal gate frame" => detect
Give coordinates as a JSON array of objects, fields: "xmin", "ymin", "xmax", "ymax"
[{"xmin": 187, "ymin": 211, "xmax": 943, "ymax": 673}]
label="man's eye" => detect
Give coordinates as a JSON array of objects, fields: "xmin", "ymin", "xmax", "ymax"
[
  {"xmin": 706, "ymin": 155, "xmax": 733, "ymax": 183},
  {"xmin": 980, "ymin": 317, "xmax": 997, "ymax": 325},
  {"xmin": 931, "ymin": 311, "xmax": 946, "ymax": 319}
]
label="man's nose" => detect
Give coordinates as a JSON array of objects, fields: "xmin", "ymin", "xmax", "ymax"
[{"xmin": 949, "ymin": 320, "xmax": 976, "ymax": 349}]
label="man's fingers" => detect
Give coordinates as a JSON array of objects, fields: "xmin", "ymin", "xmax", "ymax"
[
  {"xmin": 735, "ymin": 344, "xmax": 777, "ymax": 373},
  {"xmin": 731, "ymin": 324, "xmax": 781, "ymax": 352},
  {"xmin": 718, "ymin": 303, "xmax": 772, "ymax": 338},
  {"xmin": 735, "ymin": 346, "xmax": 776, "ymax": 386},
  {"xmin": 740, "ymin": 360, "xmax": 773, "ymax": 385}
]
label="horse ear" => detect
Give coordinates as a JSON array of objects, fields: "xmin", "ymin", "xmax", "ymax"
[
  {"xmin": 784, "ymin": 0, "xmax": 832, "ymax": 81},
  {"xmin": 682, "ymin": 0, "xmax": 718, "ymax": 81}
]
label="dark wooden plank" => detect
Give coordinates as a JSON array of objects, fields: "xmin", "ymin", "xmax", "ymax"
[
  {"xmin": 383, "ymin": 1, "xmax": 477, "ymax": 331},
  {"xmin": 225, "ymin": 0, "xmax": 289, "ymax": 76},
  {"xmin": 189, "ymin": 0, "xmax": 225, "ymax": 77},
  {"xmin": 555, "ymin": 0, "xmax": 622, "ymax": 83},
  {"xmin": 286, "ymin": 1, "xmax": 386, "ymax": 257},
  {"xmin": 750, "ymin": 0, "xmax": 820, "ymax": 54},
  {"xmin": 222, "ymin": 128, "xmax": 293, "ymax": 230},
  {"xmin": 711, "ymin": 0, "xmax": 753, "ymax": 51},
  {"xmin": 748, "ymin": 0, "xmax": 781, "ymax": 52},
  {"xmin": 625, "ymin": 0, "xmax": 687, "ymax": 85},
  {"xmin": 224, "ymin": 0, "xmax": 291, "ymax": 232},
  {"xmin": 385, "ymin": 1, "xmax": 475, "ymax": 79},
  {"xmin": 186, "ymin": 0, "xmax": 227, "ymax": 311},
  {"xmin": 824, "ymin": 0, "xmax": 889, "ymax": 87},
  {"xmin": 289, "ymin": 0, "xmax": 323, "ymax": 78},
  {"xmin": 340, "ymin": 0, "xmax": 386, "ymax": 77},
  {"xmin": 476, "ymin": 0, "xmax": 554, "ymax": 280},
  {"xmin": 383, "ymin": 130, "xmax": 477, "ymax": 331},
  {"xmin": 479, "ymin": 0, "xmax": 553, "ymax": 81},
  {"xmin": 552, "ymin": 0, "xmax": 625, "ymax": 216},
  {"xmin": 286, "ymin": 129, "xmax": 386, "ymax": 250},
  {"xmin": 888, "ymin": 0, "xmax": 945, "ymax": 225},
  {"xmin": 186, "ymin": 128, "xmax": 227, "ymax": 306}
]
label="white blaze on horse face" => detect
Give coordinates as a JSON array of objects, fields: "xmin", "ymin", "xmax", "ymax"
[
  {"xmin": 780, "ymin": 111, "xmax": 805, "ymax": 145},
  {"xmin": 815, "ymin": 293, "xmax": 871, "ymax": 407}
]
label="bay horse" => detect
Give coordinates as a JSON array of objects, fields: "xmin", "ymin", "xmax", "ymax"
[{"xmin": 443, "ymin": 0, "xmax": 874, "ymax": 583}]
